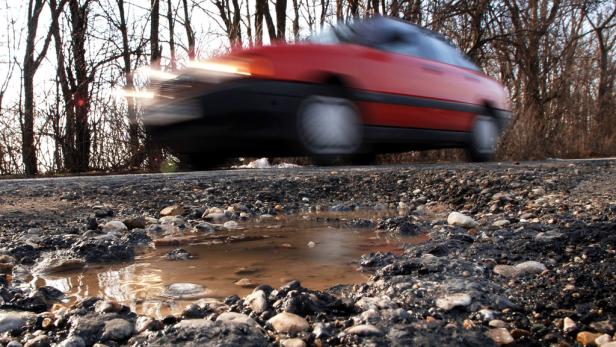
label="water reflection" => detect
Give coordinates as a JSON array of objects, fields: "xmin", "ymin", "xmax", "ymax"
[{"xmin": 38, "ymin": 211, "xmax": 427, "ymax": 317}]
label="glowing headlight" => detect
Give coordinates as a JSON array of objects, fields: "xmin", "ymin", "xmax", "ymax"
[
  {"xmin": 186, "ymin": 59, "xmax": 252, "ymax": 76},
  {"xmin": 114, "ymin": 88, "xmax": 155, "ymax": 99}
]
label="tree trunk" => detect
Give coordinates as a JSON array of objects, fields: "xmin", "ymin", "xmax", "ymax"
[
  {"xmin": 275, "ymin": 0, "xmax": 287, "ymax": 41},
  {"xmin": 69, "ymin": 0, "xmax": 91, "ymax": 172},
  {"xmin": 151, "ymin": 0, "xmax": 161, "ymax": 68},
  {"xmin": 118, "ymin": 0, "xmax": 141, "ymax": 167},
  {"xmin": 292, "ymin": 0, "xmax": 300, "ymax": 41},
  {"xmin": 22, "ymin": 0, "xmax": 55, "ymax": 175},
  {"xmin": 255, "ymin": 0, "xmax": 264, "ymax": 45},
  {"xmin": 167, "ymin": 0, "xmax": 177, "ymax": 70},
  {"xmin": 182, "ymin": 0, "xmax": 196, "ymax": 59},
  {"xmin": 146, "ymin": 0, "xmax": 163, "ymax": 170}
]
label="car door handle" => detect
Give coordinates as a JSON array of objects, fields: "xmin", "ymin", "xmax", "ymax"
[{"xmin": 421, "ymin": 65, "xmax": 443, "ymax": 74}]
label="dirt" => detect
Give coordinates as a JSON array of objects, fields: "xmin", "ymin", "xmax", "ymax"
[{"xmin": 0, "ymin": 160, "xmax": 615, "ymax": 346}]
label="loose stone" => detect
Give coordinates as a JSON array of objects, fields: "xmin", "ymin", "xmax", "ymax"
[{"xmin": 267, "ymin": 312, "xmax": 310, "ymax": 334}]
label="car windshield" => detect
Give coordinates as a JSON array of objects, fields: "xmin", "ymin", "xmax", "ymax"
[{"xmin": 308, "ymin": 17, "xmax": 481, "ymax": 72}]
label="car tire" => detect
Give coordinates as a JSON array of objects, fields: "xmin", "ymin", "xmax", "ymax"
[
  {"xmin": 466, "ymin": 115, "xmax": 499, "ymax": 162},
  {"xmin": 296, "ymin": 92, "xmax": 363, "ymax": 165}
]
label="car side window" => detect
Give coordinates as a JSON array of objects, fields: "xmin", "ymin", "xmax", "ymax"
[{"xmin": 377, "ymin": 32, "xmax": 421, "ymax": 57}]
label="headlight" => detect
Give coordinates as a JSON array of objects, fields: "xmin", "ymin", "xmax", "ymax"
[{"xmin": 186, "ymin": 57, "xmax": 272, "ymax": 77}]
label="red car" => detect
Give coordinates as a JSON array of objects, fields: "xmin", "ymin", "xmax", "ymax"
[{"xmin": 139, "ymin": 16, "xmax": 511, "ymax": 167}]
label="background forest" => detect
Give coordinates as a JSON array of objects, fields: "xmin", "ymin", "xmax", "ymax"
[{"xmin": 0, "ymin": 0, "xmax": 614, "ymax": 175}]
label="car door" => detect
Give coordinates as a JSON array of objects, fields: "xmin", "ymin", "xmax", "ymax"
[{"xmin": 357, "ymin": 29, "xmax": 473, "ymax": 132}]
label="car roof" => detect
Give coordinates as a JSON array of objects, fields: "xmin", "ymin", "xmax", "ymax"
[{"xmin": 356, "ymin": 16, "xmax": 457, "ymax": 49}]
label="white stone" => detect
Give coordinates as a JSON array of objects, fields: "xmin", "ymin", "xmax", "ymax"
[
  {"xmin": 345, "ymin": 324, "xmax": 383, "ymax": 336},
  {"xmin": 435, "ymin": 293, "xmax": 472, "ymax": 311},
  {"xmin": 33, "ymin": 256, "xmax": 85, "ymax": 275},
  {"xmin": 493, "ymin": 219, "xmax": 510, "ymax": 227},
  {"xmin": 563, "ymin": 317, "xmax": 577, "ymax": 332},
  {"xmin": 447, "ymin": 212, "xmax": 478, "ymax": 228},
  {"xmin": 267, "ymin": 312, "xmax": 310, "ymax": 334},
  {"xmin": 307, "ymin": 241, "xmax": 316, "ymax": 248},
  {"xmin": 281, "ymin": 338, "xmax": 306, "ymax": 347},
  {"xmin": 514, "ymin": 261, "xmax": 547, "ymax": 275},
  {"xmin": 102, "ymin": 221, "xmax": 128, "ymax": 233},
  {"xmin": 595, "ymin": 334, "xmax": 612, "ymax": 346},
  {"xmin": 485, "ymin": 328, "xmax": 514, "ymax": 345},
  {"xmin": 355, "ymin": 296, "xmax": 396, "ymax": 311},
  {"xmin": 244, "ymin": 290, "xmax": 268, "ymax": 314},
  {"xmin": 488, "ymin": 319, "xmax": 507, "ymax": 328}
]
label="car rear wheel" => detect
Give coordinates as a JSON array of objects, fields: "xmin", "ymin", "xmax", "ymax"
[
  {"xmin": 466, "ymin": 115, "xmax": 499, "ymax": 162},
  {"xmin": 296, "ymin": 94, "xmax": 363, "ymax": 165}
]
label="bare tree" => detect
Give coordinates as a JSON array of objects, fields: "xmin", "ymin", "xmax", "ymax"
[
  {"xmin": 22, "ymin": 0, "xmax": 62, "ymax": 175},
  {"xmin": 586, "ymin": 4, "xmax": 616, "ymax": 153},
  {"xmin": 182, "ymin": 0, "xmax": 196, "ymax": 59},
  {"xmin": 167, "ymin": 0, "xmax": 177, "ymax": 70}
]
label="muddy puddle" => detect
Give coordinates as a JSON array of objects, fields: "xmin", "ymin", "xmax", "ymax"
[{"xmin": 34, "ymin": 210, "xmax": 428, "ymax": 317}]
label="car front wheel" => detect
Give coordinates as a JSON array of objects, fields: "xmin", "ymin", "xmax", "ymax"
[
  {"xmin": 466, "ymin": 115, "xmax": 499, "ymax": 162},
  {"xmin": 296, "ymin": 94, "xmax": 363, "ymax": 165}
]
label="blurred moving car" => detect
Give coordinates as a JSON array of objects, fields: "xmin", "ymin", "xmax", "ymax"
[{"xmin": 136, "ymin": 16, "xmax": 511, "ymax": 168}]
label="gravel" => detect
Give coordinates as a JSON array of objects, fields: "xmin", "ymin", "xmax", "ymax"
[{"xmin": 0, "ymin": 161, "xmax": 615, "ymax": 346}]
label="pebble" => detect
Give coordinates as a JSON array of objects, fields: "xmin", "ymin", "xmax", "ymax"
[
  {"xmin": 590, "ymin": 321, "xmax": 614, "ymax": 334},
  {"xmin": 563, "ymin": 317, "xmax": 577, "ymax": 332},
  {"xmin": 267, "ymin": 312, "xmax": 310, "ymax": 334},
  {"xmin": 135, "ymin": 316, "xmax": 158, "ymax": 333},
  {"xmin": 101, "ymin": 221, "xmax": 128, "ymax": 233},
  {"xmin": 102, "ymin": 318, "xmax": 133, "ymax": 340},
  {"xmin": 281, "ymin": 338, "xmax": 306, "ymax": 347},
  {"xmin": 216, "ymin": 312, "xmax": 257, "ymax": 327},
  {"xmin": 160, "ymin": 205, "xmax": 184, "ymax": 216},
  {"xmin": 493, "ymin": 219, "xmax": 510, "ymax": 227},
  {"xmin": 33, "ymin": 257, "xmax": 85, "ymax": 275},
  {"xmin": 202, "ymin": 212, "xmax": 227, "ymax": 222},
  {"xmin": 494, "ymin": 261, "xmax": 547, "ymax": 278},
  {"xmin": 577, "ymin": 331, "xmax": 603, "ymax": 346},
  {"xmin": 485, "ymin": 328, "xmax": 514, "ymax": 345},
  {"xmin": 235, "ymin": 278, "xmax": 256, "ymax": 288},
  {"xmin": 307, "ymin": 241, "xmax": 316, "ymax": 248},
  {"xmin": 595, "ymin": 334, "xmax": 612, "ymax": 346},
  {"xmin": 447, "ymin": 212, "xmax": 478, "ymax": 228},
  {"xmin": 435, "ymin": 293, "xmax": 472, "ymax": 310},
  {"xmin": 245, "ymin": 290, "xmax": 268, "ymax": 313},
  {"xmin": 0, "ymin": 311, "xmax": 34, "ymax": 333},
  {"xmin": 345, "ymin": 324, "xmax": 383, "ymax": 336},
  {"xmin": 56, "ymin": 336, "xmax": 85, "ymax": 347},
  {"xmin": 23, "ymin": 335, "xmax": 49, "ymax": 347},
  {"xmin": 489, "ymin": 319, "xmax": 507, "ymax": 328}
]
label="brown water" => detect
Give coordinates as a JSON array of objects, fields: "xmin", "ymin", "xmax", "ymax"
[{"xmin": 34, "ymin": 211, "xmax": 428, "ymax": 317}]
